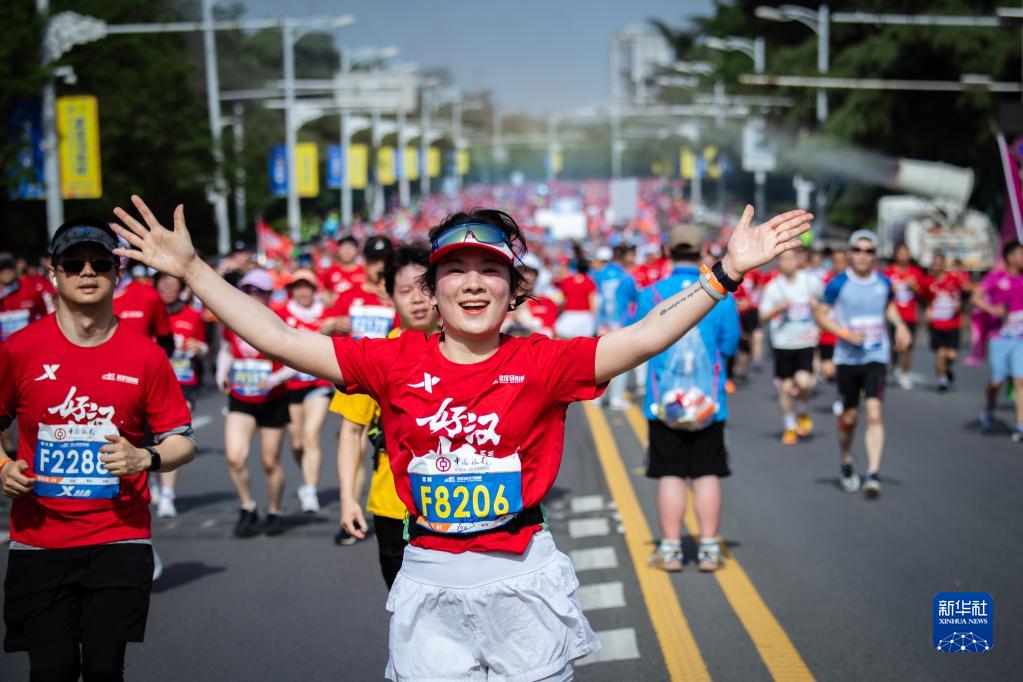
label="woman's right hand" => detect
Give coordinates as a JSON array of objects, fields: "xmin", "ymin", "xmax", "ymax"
[
  {"xmin": 111, "ymin": 196, "xmax": 199, "ymax": 280},
  {"xmin": 340, "ymin": 498, "xmax": 368, "ymax": 540}
]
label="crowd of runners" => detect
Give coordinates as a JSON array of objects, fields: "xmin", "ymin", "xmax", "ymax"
[{"xmin": 0, "ymin": 178, "xmax": 1020, "ymax": 680}]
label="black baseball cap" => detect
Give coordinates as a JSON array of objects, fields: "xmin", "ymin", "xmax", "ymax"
[
  {"xmin": 364, "ymin": 236, "xmax": 393, "ymax": 261},
  {"xmin": 50, "ymin": 219, "xmax": 119, "ymax": 259}
]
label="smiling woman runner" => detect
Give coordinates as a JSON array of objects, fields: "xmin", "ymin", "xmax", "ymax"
[{"xmin": 111, "ymin": 196, "xmax": 811, "ymax": 682}]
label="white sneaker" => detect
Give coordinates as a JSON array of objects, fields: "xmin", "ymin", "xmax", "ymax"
[
  {"xmin": 832, "ymin": 400, "xmax": 844, "ymax": 416},
  {"xmin": 152, "ymin": 547, "xmax": 163, "ymax": 582},
  {"xmin": 157, "ymin": 495, "xmax": 177, "ymax": 519},
  {"xmin": 149, "ymin": 482, "xmax": 161, "ymax": 507},
  {"xmin": 298, "ymin": 485, "xmax": 321, "ymax": 513},
  {"xmin": 608, "ymin": 397, "xmax": 631, "ymax": 411},
  {"xmin": 896, "ymin": 371, "xmax": 913, "ymax": 390}
]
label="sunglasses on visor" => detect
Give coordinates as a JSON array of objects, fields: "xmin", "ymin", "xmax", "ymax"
[
  {"xmin": 849, "ymin": 246, "xmax": 876, "ymax": 255},
  {"xmin": 431, "ymin": 223, "xmax": 513, "ymax": 253},
  {"xmin": 57, "ymin": 259, "xmax": 117, "ymax": 274}
]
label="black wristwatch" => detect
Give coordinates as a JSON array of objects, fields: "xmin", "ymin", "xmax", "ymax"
[
  {"xmin": 712, "ymin": 260, "xmax": 743, "ymax": 293},
  {"xmin": 145, "ymin": 446, "xmax": 162, "ymax": 473}
]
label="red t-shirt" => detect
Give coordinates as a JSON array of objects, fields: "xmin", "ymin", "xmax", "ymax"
[
  {"xmin": 527, "ymin": 297, "xmax": 559, "ymax": 337},
  {"xmin": 113, "ymin": 281, "xmax": 172, "ymax": 339},
  {"xmin": 168, "ymin": 305, "xmax": 206, "ymax": 388},
  {"xmin": 0, "ymin": 316, "xmax": 191, "ymax": 549},
  {"xmin": 223, "ymin": 324, "xmax": 288, "ymax": 403},
  {"xmin": 884, "ymin": 265, "xmax": 926, "ymax": 323},
  {"xmin": 1, "ymin": 277, "xmax": 48, "ymax": 343},
  {"xmin": 275, "ymin": 299, "xmax": 331, "ymax": 390},
  {"xmin": 926, "ymin": 272, "xmax": 967, "ymax": 331},
  {"xmin": 326, "ymin": 285, "xmax": 396, "ymax": 339},
  {"xmin": 320, "ymin": 263, "xmax": 367, "ymax": 296},
  {"xmin": 557, "ymin": 274, "xmax": 597, "ymax": 312},
  {"xmin": 333, "ymin": 332, "xmax": 605, "ymax": 554}
]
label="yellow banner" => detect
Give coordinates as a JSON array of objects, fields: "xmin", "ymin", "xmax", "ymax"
[
  {"xmin": 428, "ymin": 147, "xmax": 441, "ymax": 178},
  {"xmin": 551, "ymin": 151, "xmax": 563, "ymax": 174},
  {"xmin": 456, "ymin": 149, "xmax": 470, "ymax": 175},
  {"xmin": 704, "ymin": 145, "xmax": 722, "ymax": 179},
  {"xmin": 57, "ymin": 96, "xmax": 102, "ymax": 199},
  {"xmin": 295, "ymin": 143, "xmax": 319, "ymax": 197},
  {"xmin": 349, "ymin": 144, "xmax": 368, "ymax": 190},
  {"xmin": 679, "ymin": 147, "xmax": 696, "ymax": 180},
  {"xmin": 404, "ymin": 147, "xmax": 420, "ymax": 180},
  {"xmin": 377, "ymin": 146, "xmax": 396, "ymax": 185}
]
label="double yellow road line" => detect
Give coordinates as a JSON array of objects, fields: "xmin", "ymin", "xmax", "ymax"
[{"xmin": 581, "ymin": 402, "xmax": 815, "ymax": 682}]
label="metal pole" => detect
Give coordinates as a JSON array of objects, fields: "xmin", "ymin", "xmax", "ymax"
[
  {"xmin": 339, "ymin": 48, "xmax": 351, "ymax": 228},
  {"xmin": 232, "ymin": 103, "xmax": 246, "ymax": 238},
  {"xmin": 452, "ymin": 97, "xmax": 462, "ymax": 191},
  {"xmin": 421, "ymin": 87, "xmax": 431, "ymax": 195},
  {"xmin": 202, "ymin": 0, "xmax": 230, "ymax": 255},
  {"xmin": 38, "ymin": 0, "xmax": 63, "ymax": 238},
  {"xmin": 754, "ymin": 36, "xmax": 766, "ymax": 74},
  {"xmin": 755, "ymin": 170, "xmax": 766, "ymax": 215},
  {"xmin": 282, "ymin": 22, "xmax": 300, "ymax": 243},
  {"xmin": 546, "ymin": 114, "xmax": 557, "ymax": 182},
  {"xmin": 715, "ymin": 80, "xmax": 724, "ymax": 128},
  {"xmin": 817, "ymin": 4, "xmax": 830, "ymax": 124},
  {"xmin": 610, "ymin": 105, "xmax": 622, "ymax": 178},
  {"xmin": 397, "ymin": 107, "xmax": 409, "ymax": 207},
  {"xmin": 371, "ymin": 108, "xmax": 383, "ymax": 218},
  {"xmin": 492, "ymin": 104, "xmax": 502, "ymax": 184}
]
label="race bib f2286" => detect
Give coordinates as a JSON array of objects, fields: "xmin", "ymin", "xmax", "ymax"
[{"xmin": 34, "ymin": 422, "xmax": 120, "ymax": 499}]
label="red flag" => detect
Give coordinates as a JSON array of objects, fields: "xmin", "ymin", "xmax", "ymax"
[{"xmin": 256, "ymin": 220, "xmax": 293, "ymax": 263}]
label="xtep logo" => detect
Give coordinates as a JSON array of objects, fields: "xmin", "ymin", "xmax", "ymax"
[
  {"xmin": 409, "ymin": 372, "xmax": 441, "ymax": 394},
  {"xmin": 35, "ymin": 364, "xmax": 60, "ymax": 381}
]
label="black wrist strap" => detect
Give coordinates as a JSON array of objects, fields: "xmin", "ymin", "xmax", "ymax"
[
  {"xmin": 712, "ymin": 260, "xmax": 743, "ymax": 293},
  {"xmin": 145, "ymin": 447, "xmax": 162, "ymax": 472}
]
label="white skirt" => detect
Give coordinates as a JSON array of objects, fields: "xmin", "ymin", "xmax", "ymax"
[
  {"xmin": 554, "ymin": 312, "xmax": 595, "ymax": 339},
  {"xmin": 385, "ymin": 531, "xmax": 600, "ymax": 682}
]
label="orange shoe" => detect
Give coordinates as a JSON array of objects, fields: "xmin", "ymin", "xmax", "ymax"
[
  {"xmin": 781, "ymin": 428, "xmax": 798, "ymax": 445},
  {"xmin": 725, "ymin": 379, "xmax": 736, "ymax": 394},
  {"xmin": 796, "ymin": 414, "xmax": 813, "ymax": 437}
]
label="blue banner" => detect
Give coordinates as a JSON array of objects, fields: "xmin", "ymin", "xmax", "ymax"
[
  {"xmin": 268, "ymin": 144, "xmax": 287, "ymax": 197},
  {"xmin": 327, "ymin": 145, "xmax": 343, "ymax": 189},
  {"xmin": 8, "ymin": 100, "xmax": 45, "ymax": 200}
]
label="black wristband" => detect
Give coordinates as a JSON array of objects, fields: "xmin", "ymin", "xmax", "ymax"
[
  {"xmin": 145, "ymin": 446, "xmax": 162, "ymax": 473},
  {"xmin": 712, "ymin": 260, "xmax": 743, "ymax": 293}
]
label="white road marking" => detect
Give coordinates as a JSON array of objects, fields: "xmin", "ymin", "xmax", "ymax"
[
  {"xmin": 568, "ymin": 517, "xmax": 610, "ymax": 538},
  {"xmin": 569, "ymin": 546, "xmax": 618, "ymax": 572},
  {"xmin": 199, "ymin": 519, "xmax": 217, "ymax": 529},
  {"xmin": 570, "ymin": 494, "xmax": 605, "ymax": 513},
  {"xmin": 576, "ymin": 581, "xmax": 626, "ymax": 611},
  {"xmin": 575, "ymin": 628, "xmax": 641, "ymax": 666},
  {"xmin": 193, "ymin": 415, "xmax": 213, "ymax": 430}
]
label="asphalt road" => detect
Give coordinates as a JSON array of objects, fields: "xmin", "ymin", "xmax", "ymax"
[{"xmin": 1, "ymin": 346, "xmax": 1020, "ymax": 681}]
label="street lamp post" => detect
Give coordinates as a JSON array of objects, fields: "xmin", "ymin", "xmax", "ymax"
[
  {"xmin": 701, "ymin": 35, "xmax": 766, "ymax": 74},
  {"xmin": 201, "ymin": 0, "xmax": 230, "ymax": 255},
  {"xmin": 421, "ymin": 83, "xmax": 434, "ymax": 195},
  {"xmin": 755, "ymin": 4, "xmax": 829, "ymax": 123},
  {"xmin": 230, "ymin": 104, "xmax": 246, "ymax": 239}
]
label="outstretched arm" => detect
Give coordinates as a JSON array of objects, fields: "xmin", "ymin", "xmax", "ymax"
[
  {"xmin": 594, "ymin": 206, "xmax": 811, "ymax": 385},
  {"xmin": 111, "ymin": 196, "xmax": 343, "ymax": 385}
]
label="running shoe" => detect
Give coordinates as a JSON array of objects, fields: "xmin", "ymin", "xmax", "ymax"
[
  {"xmin": 840, "ymin": 464, "xmax": 861, "ymax": 493},
  {"xmin": 796, "ymin": 414, "xmax": 813, "ymax": 437},
  {"xmin": 947, "ymin": 368, "xmax": 955, "ymax": 385},
  {"xmin": 1012, "ymin": 429, "xmax": 1023, "ymax": 444},
  {"xmin": 648, "ymin": 548, "xmax": 683, "ymax": 572},
  {"xmin": 152, "ymin": 547, "xmax": 163, "ymax": 582},
  {"xmin": 149, "ymin": 482, "xmax": 161, "ymax": 507},
  {"xmin": 862, "ymin": 473, "xmax": 882, "ymax": 498},
  {"xmin": 264, "ymin": 513, "xmax": 286, "ymax": 536},
  {"xmin": 157, "ymin": 495, "xmax": 177, "ymax": 519},
  {"xmin": 781, "ymin": 428, "xmax": 798, "ymax": 446},
  {"xmin": 725, "ymin": 379, "xmax": 736, "ymax": 394},
  {"xmin": 832, "ymin": 399, "xmax": 844, "ymax": 416},
  {"xmin": 697, "ymin": 542, "xmax": 723, "ymax": 572},
  {"xmin": 234, "ymin": 508, "xmax": 260, "ymax": 538},
  {"xmin": 298, "ymin": 485, "xmax": 321, "ymax": 513},
  {"xmin": 896, "ymin": 371, "xmax": 913, "ymax": 390},
  {"xmin": 937, "ymin": 376, "xmax": 949, "ymax": 393},
  {"xmin": 608, "ymin": 397, "xmax": 631, "ymax": 411},
  {"xmin": 979, "ymin": 410, "xmax": 994, "ymax": 432},
  {"xmin": 334, "ymin": 526, "xmax": 360, "ymax": 546}
]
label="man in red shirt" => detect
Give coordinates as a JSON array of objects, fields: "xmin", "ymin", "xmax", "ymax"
[
  {"xmin": 553, "ymin": 260, "xmax": 597, "ymax": 338},
  {"xmin": 113, "ymin": 259, "xmax": 174, "ymax": 357},
  {"xmin": 925, "ymin": 252, "xmax": 970, "ymax": 392},
  {"xmin": 0, "ymin": 254, "xmax": 47, "ymax": 344},
  {"xmin": 884, "ymin": 243, "xmax": 927, "ymax": 389},
  {"xmin": 319, "ymin": 235, "xmax": 367, "ymax": 304},
  {"xmin": 321, "ymin": 236, "xmax": 395, "ymax": 340},
  {"xmin": 0, "ymin": 219, "xmax": 195, "ymax": 680}
]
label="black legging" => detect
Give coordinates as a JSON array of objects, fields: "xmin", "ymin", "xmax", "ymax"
[{"xmin": 28, "ymin": 637, "xmax": 127, "ymax": 682}]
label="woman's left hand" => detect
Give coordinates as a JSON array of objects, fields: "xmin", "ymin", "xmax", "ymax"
[{"xmin": 722, "ymin": 205, "xmax": 812, "ymax": 279}]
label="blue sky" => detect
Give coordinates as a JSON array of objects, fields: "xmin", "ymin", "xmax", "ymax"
[{"xmin": 240, "ymin": 0, "xmax": 713, "ymax": 114}]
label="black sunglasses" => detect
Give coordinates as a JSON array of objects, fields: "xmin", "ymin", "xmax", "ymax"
[
  {"xmin": 57, "ymin": 258, "xmax": 117, "ymax": 274},
  {"xmin": 849, "ymin": 247, "xmax": 876, "ymax": 255}
]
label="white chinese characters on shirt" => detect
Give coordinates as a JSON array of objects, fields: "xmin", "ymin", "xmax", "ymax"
[
  {"xmin": 47, "ymin": 386, "xmax": 116, "ymax": 425},
  {"xmin": 414, "ymin": 397, "xmax": 501, "ymax": 456}
]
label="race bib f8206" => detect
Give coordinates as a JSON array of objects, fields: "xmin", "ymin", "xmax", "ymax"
[{"xmin": 34, "ymin": 422, "xmax": 120, "ymax": 499}]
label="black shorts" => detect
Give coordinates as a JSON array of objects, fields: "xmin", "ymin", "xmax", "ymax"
[
  {"xmin": 773, "ymin": 347, "xmax": 815, "ymax": 379},
  {"xmin": 4, "ymin": 543, "xmax": 153, "ymax": 652},
  {"xmin": 228, "ymin": 395, "xmax": 290, "ymax": 428},
  {"xmin": 180, "ymin": 385, "xmax": 198, "ymax": 407},
  {"xmin": 646, "ymin": 420, "xmax": 730, "ymax": 479},
  {"xmin": 929, "ymin": 327, "xmax": 961, "ymax": 351},
  {"xmin": 740, "ymin": 309, "xmax": 760, "ymax": 334},
  {"xmin": 287, "ymin": 385, "xmax": 332, "ymax": 404},
  {"xmin": 836, "ymin": 362, "xmax": 886, "ymax": 408},
  {"xmin": 818, "ymin": 343, "xmax": 835, "ymax": 361}
]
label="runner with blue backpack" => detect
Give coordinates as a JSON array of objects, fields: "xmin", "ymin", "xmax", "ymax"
[{"xmin": 636, "ymin": 224, "xmax": 740, "ymax": 573}]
